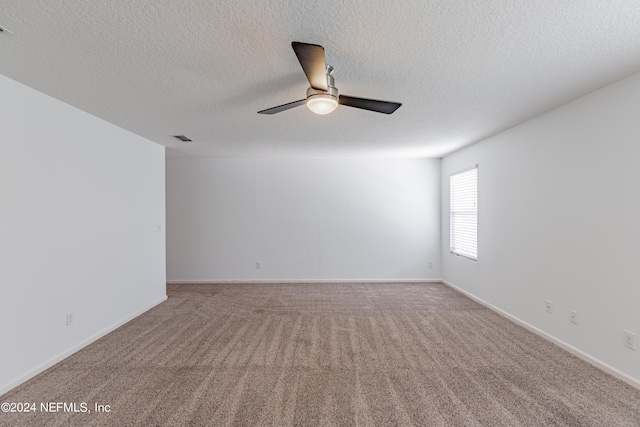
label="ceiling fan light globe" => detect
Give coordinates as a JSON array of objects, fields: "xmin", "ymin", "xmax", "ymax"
[{"xmin": 306, "ymin": 93, "xmax": 338, "ymax": 115}]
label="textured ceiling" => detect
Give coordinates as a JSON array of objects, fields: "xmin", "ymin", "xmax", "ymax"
[{"xmin": 1, "ymin": 0, "xmax": 639, "ymax": 158}]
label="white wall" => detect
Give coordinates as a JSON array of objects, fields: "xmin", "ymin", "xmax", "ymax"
[
  {"xmin": 0, "ymin": 74, "xmax": 166, "ymax": 394},
  {"xmin": 442, "ymin": 72, "xmax": 640, "ymax": 385},
  {"xmin": 167, "ymin": 158, "xmax": 440, "ymax": 282}
]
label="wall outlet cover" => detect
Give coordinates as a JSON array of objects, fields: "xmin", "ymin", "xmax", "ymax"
[{"xmin": 570, "ymin": 310, "xmax": 578, "ymax": 324}]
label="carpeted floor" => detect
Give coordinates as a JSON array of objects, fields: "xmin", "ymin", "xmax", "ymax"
[{"xmin": 2, "ymin": 282, "xmax": 639, "ymax": 426}]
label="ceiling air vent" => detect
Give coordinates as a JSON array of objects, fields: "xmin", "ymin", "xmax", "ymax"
[{"xmin": 173, "ymin": 135, "xmax": 192, "ymax": 142}]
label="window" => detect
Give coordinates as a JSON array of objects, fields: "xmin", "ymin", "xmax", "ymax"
[{"xmin": 450, "ymin": 166, "xmax": 477, "ymax": 260}]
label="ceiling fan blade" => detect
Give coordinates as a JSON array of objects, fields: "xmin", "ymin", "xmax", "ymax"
[
  {"xmin": 292, "ymin": 42, "xmax": 328, "ymax": 91},
  {"xmin": 339, "ymin": 95, "xmax": 402, "ymax": 114},
  {"xmin": 257, "ymin": 99, "xmax": 306, "ymax": 115}
]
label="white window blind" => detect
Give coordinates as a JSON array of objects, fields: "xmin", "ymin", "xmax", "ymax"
[{"xmin": 450, "ymin": 167, "xmax": 477, "ymax": 260}]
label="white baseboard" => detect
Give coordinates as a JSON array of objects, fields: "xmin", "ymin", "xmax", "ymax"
[
  {"xmin": 167, "ymin": 278, "xmax": 443, "ymax": 284},
  {"xmin": 441, "ymin": 280, "xmax": 640, "ymax": 391},
  {"xmin": 0, "ymin": 295, "xmax": 167, "ymax": 397}
]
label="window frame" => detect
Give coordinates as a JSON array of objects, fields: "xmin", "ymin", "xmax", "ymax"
[{"xmin": 449, "ymin": 165, "xmax": 478, "ymax": 261}]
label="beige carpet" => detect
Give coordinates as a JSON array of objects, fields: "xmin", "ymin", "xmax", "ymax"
[{"xmin": 2, "ymin": 282, "xmax": 639, "ymax": 426}]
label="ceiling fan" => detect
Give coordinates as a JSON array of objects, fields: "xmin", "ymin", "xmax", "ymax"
[{"xmin": 258, "ymin": 42, "xmax": 402, "ymax": 116}]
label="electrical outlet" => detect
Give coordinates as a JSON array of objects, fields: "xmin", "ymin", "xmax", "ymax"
[
  {"xmin": 624, "ymin": 331, "xmax": 636, "ymax": 350},
  {"xmin": 569, "ymin": 310, "xmax": 578, "ymax": 325},
  {"xmin": 66, "ymin": 312, "xmax": 74, "ymax": 326},
  {"xmin": 256, "ymin": 261, "xmax": 262, "ymax": 269},
  {"xmin": 428, "ymin": 261, "xmax": 433, "ymax": 269},
  {"xmin": 545, "ymin": 300, "xmax": 553, "ymax": 314}
]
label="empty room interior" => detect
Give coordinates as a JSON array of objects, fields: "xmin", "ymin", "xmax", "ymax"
[{"xmin": 1, "ymin": 1, "xmax": 640, "ymax": 425}]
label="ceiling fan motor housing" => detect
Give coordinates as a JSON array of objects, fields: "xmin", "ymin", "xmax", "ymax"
[
  {"xmin": 306, "ymin": 66, "xmax": 338, "ymax": 99},
  {"xmin": 305, "ymin": 65, "xmax": 339, "ymax": 114},
  {"xmin": 306, "ymin": 85, "xmax": 338, "ymax": 100}
]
